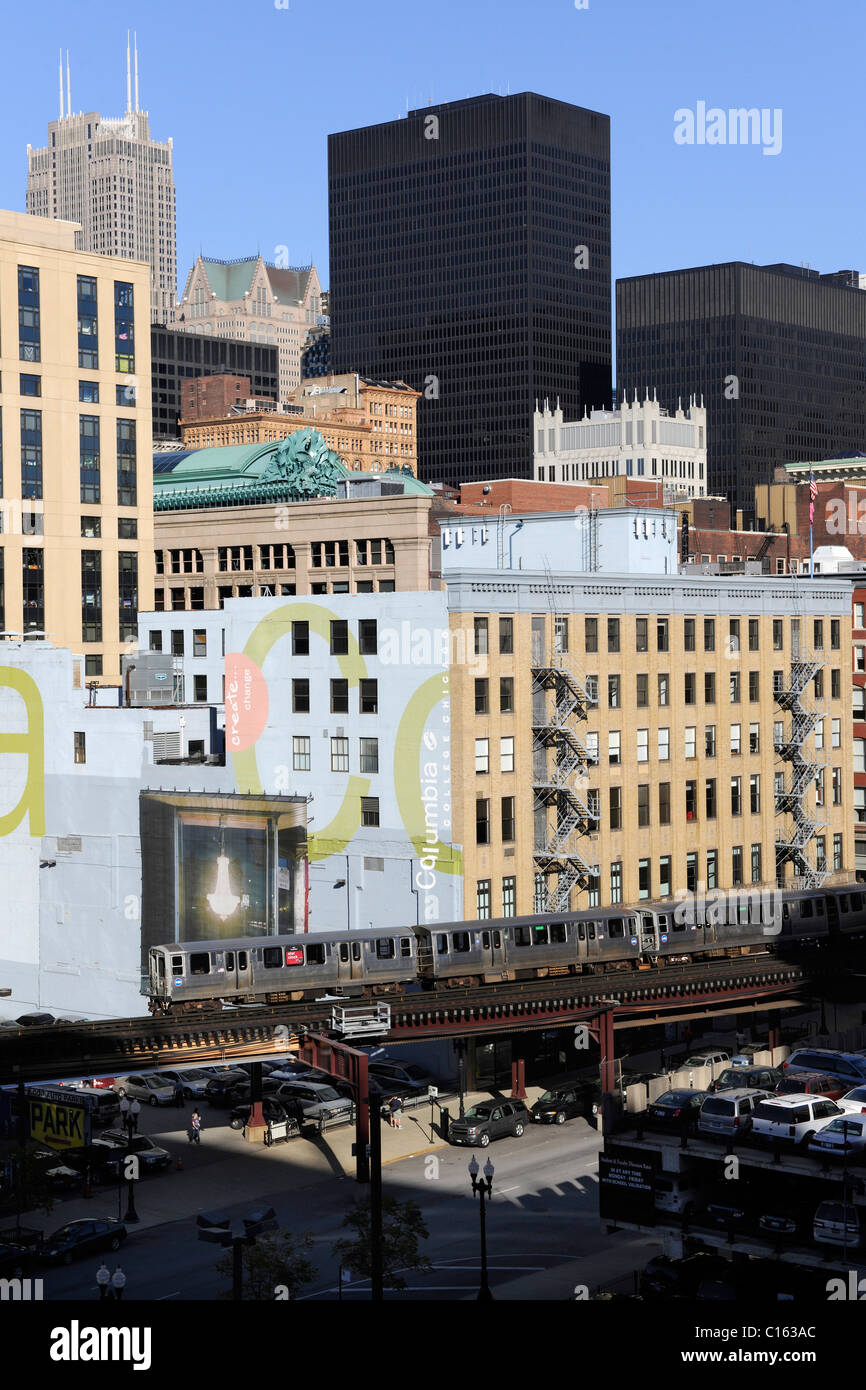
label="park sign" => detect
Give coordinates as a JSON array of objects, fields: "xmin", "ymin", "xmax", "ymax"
[{"xmin": 23, "ymin": 1085, "xmax": 91, "ymax": 1149}]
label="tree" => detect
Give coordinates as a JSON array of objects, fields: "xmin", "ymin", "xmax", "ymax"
[
  {"xmin": 332, "ymin": 1195, "xmax": 431, "ymax": 1292},
  {"xmin": 215, "ymin": 1229, "xmax": 316, "ymax": 1301}
]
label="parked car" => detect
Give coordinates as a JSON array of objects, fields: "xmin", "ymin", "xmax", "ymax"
[
  {"xmin": 65, "ymin": 1086, "xmax": 121, "ymax": 1127},
  {"xmin": 731, "ymin": 1043, "xmax": 769, "ymax": 1066},
  {"xmin": 0, "ymin": 1239, "xmax": 35, "ymax": 1278},
  {"xmin": 695, "ymin": 1182, "xmax": 757, "ymax": 1232},
  {"xmin": 41, "ymin": 1218, "xmax": 126, "ymax": 1264},
  {"xmin": 698, "ymin": 1088, "xmax": 768, "ymax": 1139},
  {"xmin": 681, "ymin": 1050, "xmax": 731, "ymax": 1071},
  {"xmin": 644, "ymin": 1089, "xmax": 707, "ymax": 1134},
  {"xmin": 774, "ymin": 1072, "xmax": 845, "ymax": 1101},
  {"xmin": 368, "ymin": 1060, "xmax": 437, "ymax": 1093},
  {"xmin": 652, "ymin": 1174, "xmax": 703, "ymax": 1220},
  {"xmin": 266, "ymin": 1061, "xmax": 324, "ymax": 1084},
  {"xmin": 640, "ymin": 1252, "xmax": 732, "ymax": 1299},
  {"xmin": 709, "ymin": 1066, "xmax": 783, "ymax": 1094},
  {"xmin": 531, "ymin": 1081, "xmax": 596, "ymax": 1125},
  {"xmin": 114, "ymin": 1073, "xmax": 176, "ymax": 1106},
  {"xmin": 268, "ymin": 1080, "xmax": 353, "ymax": 1122},
  {"xmin": 153, "ymin": 1069, "xmax": 213, "ymax": 1099},
  {"xmin": 813, "ymin": 1200, "xmax": 862, "ymax": 1248},
  {"xmin": 332, "ymin": 1074, "xmax": 416, "ymax": 1112},
  {"xmin": 807, "ymin": 1113, "xmax": 866, "ymax": 1160},
  {"xmin": 29, "ymin": 1148, "xmax": 83, "ymax": 1191},
  {"xmin": 204, "ymin": 1072, "xmax": 250, "ymax": 1105},
  {"xmin": 45, "ymin": 1144, "xmax": 125, "ymax": 1187},
  {"xmin": 16, "ymin": 1012, "xmax": 55, "ymax": 1028},
  {"xmin": 448, "ymin": 1099, "xmax": 529, "ymax": 1147},
  {"xmin": 758, "ymin": 1200, "xmax": 805, "ymax": 1240},
  {"xmin": 92, "ymin": 1132, "xmax": 172, "ymax": 1172},
  {"xmin": 750, "ymin": 1094, "xmax": 844, "ymax": 1147},
  {"xmin": 836, "ymin": 1085, "xmax": 866, "ymax": 1115},
  {"xmin": 781, "ymin": 1048, "xmax": 866, "ymax": 1087},
  {"xmin": 229, "ymin": 1096, "xmax": 304, "ymax": 1132}
]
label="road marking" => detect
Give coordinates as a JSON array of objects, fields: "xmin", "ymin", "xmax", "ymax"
[{"xmin": 157, "ymin": 1292, "xmax": 181, "ymax": 1300}]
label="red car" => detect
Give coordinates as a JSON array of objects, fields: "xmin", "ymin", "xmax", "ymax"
[{"xmin": 774, "ymin": 1072, "xmax": 844, "ymax": 1101}]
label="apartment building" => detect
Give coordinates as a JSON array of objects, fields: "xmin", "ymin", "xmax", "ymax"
[{"xmin": 0, "ymin": 209, "xmax": 153, "ymax": 681}]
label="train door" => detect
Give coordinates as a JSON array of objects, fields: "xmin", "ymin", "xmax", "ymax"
[
  {"xmin": 336, "ymin": 938, "xmax": 364, "ymax": 985},
  {"xmin": 639, "ymin": 912, "xmax": 659, "ymax": 955},
  {"xmin": 223, "ymin": 948, "xmax": 252, "ymax": 992},
  {"xmin": 479, "ymin": 927, "xmax": 504, "ymax": 973}
]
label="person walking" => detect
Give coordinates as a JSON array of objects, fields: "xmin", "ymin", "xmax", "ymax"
[
  {"xmin": 189, "ymin": 1108, "xmax": 202, "ymax": 1144},
  {"xmin": 96, "ymin": 1261, "xmax": 111, "ymax": 1300},
  {"xmin": 119, "ymin": 1096, "xmax": 130, "ymax": 1132},
  {"xmin": 174, "ymin": 1078, "xmax": 185, "ymax": 1109},
  {"xmin": 110, "ymin": 1265, "xmax": 127, "ymax": 1300},
  {"xmin": 388, "ymin": 1095, "xmax": 403, "ymax": 1130},
  {"xmin": 129, "ymin": 1098, "xmax": 141, "ymax": 1134}
]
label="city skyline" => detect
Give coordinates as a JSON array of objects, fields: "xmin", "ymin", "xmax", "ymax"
[{"xmin": 0, "ymin": 0, "xmax": 864, "ymax": 341}]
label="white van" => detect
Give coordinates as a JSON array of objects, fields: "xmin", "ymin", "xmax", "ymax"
[{"xmin": 653, "ymin": 1173, "xmax": 702, "ymax": 1219}]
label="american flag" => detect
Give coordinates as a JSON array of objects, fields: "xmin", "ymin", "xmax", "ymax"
[{"xmin": 809, "ymin": 470, "xmax": 817, "ymax": 524}]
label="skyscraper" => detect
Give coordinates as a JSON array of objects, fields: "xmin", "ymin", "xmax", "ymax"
[
  {"xmin": 329, "ymin": 92, "xmax": 611, "ymax": 486},
  {"xmin": 617, "ymin": 262, "xmax": 866, "ymax": 517},
  {"xmin": 26, "ymin": 37, "xmax": 177, "ymax": 323}
]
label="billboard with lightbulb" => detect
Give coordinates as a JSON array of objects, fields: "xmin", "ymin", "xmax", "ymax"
[{"xmin": 140, "ymin": 791, "xmax": 308, "ymax": 965}]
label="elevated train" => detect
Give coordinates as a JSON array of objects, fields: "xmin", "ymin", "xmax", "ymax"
[{"xmin": 146, "ymin": 882, "xmax": 866, "ymax": 1014}]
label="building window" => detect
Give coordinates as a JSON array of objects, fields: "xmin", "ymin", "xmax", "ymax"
[
  {"xmin": 608, "ymin": 674, "xmax": 621, "ymax": 708},
  {"xmin": 359, "ymin": 679, "xmax": 378, "ymax": 714},
  {"xmin": 501, "ymin": 796, "xmax": 515, "ymax": 841},
  {"xmin": 476, "ymin": 798, "xmax": 490, "ymax": 845},
  {"xmin": 585, "ymin": 617, "xmax": 598, "ymax": 652},
  {"xmin": 361, "ymin": 797, "xmax": 379, "ymax": 827},
  {"xmin": 605, "ymin": 860, "xmax": 621, "ymax": 904},
  {"xmin": 656, "ymin": 618, "xmax": 669, "ymax": 652},
  {"xmin": 77, "ymin": 274, "xmax": 98, "ymax": 369},
  {"xmin": 637, "ymin": 784, "xmax": 650, "ymax": 827},
  {"xmin": 707, "ymin": 849, "xmax": 718, "ymax": 890},
  {"xmin": 635, "ymin": 617, "xmax": 648, "ymax": 653},
  {"xmin": 704, "ymin": 671, "xmax": 716, "ymax": 703},
  {"xmin": 149, "ymin": 631, "xmax": 163, "ymax": 653},
  {"xmin": 730, "ymin": 776, "xmax": 742, "ymax": 816},
  {"xmin": 330, "ymin": 620, "xmax": 349, "ymax": 655},
  {"xmin": 501, "ymin": 877, "xmax": 516, "ymax": 917},
  {"xmin": 609, "ymin": 731, "xmax": 621, "ymax": 764},
  {"xmin": 475, "ymin": 738, "xmax": 489, "ymax": 774},
  {"xmin": 730, "ymin": 722, "xmax": 741, "ymax": 755},
  {"xmin": 85, "ymin": 655, "xmax": 102, "ymax": 678},
  {"xmin": 730, "ymin": 672, "xmax": 740, "ymax": 703},
  {"xmin": 73, "ymin": 731, "xmax": 86, "ymax": 765},
  {"xmin": 534, "ymin": 873, "xmax": 547, "ymax": 913},
  {"xmin": 114, "ymin": 281, "xmax": 135, "ymax": 373},
  {"xmin": 475, "ymin": 879, "xmax": 491, "ymax": 920},
  {"xmin": 658, "ymin": 781, "xmax": 670, "ymax": 825},
  {"xmin": 659, "ymin": 856, "xmax": 672, "ymax": 897},
  {"xmin": 636, "ymin": 674, "xmax": 648, "ymax": 707},
  {"xmin": 118, "ymin": 518, "xmax": 137, "ymax": 539},
  {"xmin": 751, "ymin": 842, "xmax": 762, "ymax": 883},
  {"xmin": 500, "ymin": 736, "xmax": 514, "ymax": 772},
  {"xmin": 473, "ymin": 617, "xmax": 488, "ymax": 656},
  {"xmin": 833, "ymin": 833, "xmax": 843, "ymax": 870},
  {"xmin": 117, "ymin": 383, "xmax": 135, "ymax": 407},
  {"xmin": 638, "ymin": 858, "xmax": 651, "ymax": 900},
  {"xmin": 705, "ymin": 777, "xmax": 717, "ymax": 818},
  {"xmin": 748, "ymin": 619, "xmax": 759, "ymax": 651},
  {"xmin": 732, "ymin": 845, "xmax": 743, "ymax": 886},
  {"xmin": 749, "ymin": 670, "xmax": 759, "ymax": 702},
  {"xmin": 18, "ymin": 265, "xmax": 40, "ymax": 362},
  {"xmin": 292, "ymin": 621, "xmax": 309, "ymax": 656},
  {"xmin": 499, "ymin": 617, "xmax": 513, "ymax": 654},
  {"xmin": 658, "ymin": 673, "xmax": 669, "ymax": 706},
  {"xmin": 292, "ymin": 679, "xmax": 310, "ymax": 713},
  {"xmin": 832, "ymin": 669, "xmax": 841, "ymax": 699},
  {"xmin": 475, "ymin": 678, "xmax": 489, "ymax": 714},
  {"xmin": 610, "ymin": 786, "xmax": 622, "ymax": 830},
  {"xmin": 683, "ymin": 618, "xmax": 695, "ymax": 652},
  {"xmin": 686, "ymin": 852, "xmax": 698, "ymax": 892},
  {"xmin": 194, "ymin": 675, "xmax": 207, "ymax": 702},
  {"xmin": 81, "ymin": 550, "xmax": 102, "ymax": 642},
  {"xmin": 293, "ymin": 736, "xmax": 310, "ymax": 771},
  {"xmin": 331, "ymin": 679, "xmax": 349, "ymax": 714},
  {"xmin": 19, "ymin": 374, "xmax": 40, "ymax": 396},
  {"xmin": 832, "ymin": 767, "xmax": 842, "ymax": 804},
  {"xmin": 773, "ymin": 619, "xmax": 783, "ymax": 650},
  {"xmin": 750, "ymin": 774, "xmax": 761, "ymax": 814},
  {"xmin": 21, "ymin": 408, "xmax": 42, "ymax": 499},
  {"xmin": 705, "ymin": 724, "xmax": 716, "ymax": 757},
  {"xmin": 118, "ymin": 552, "xmax": 137, "ymax": 641},
  {"xmin": 554, "ymin": 616, "xmax": 569, "ymax": 653},
  {"xmin": 358, "ymin": 619, "xmax": 377, "ymax": 655},
  {"xmin": 331, "ymin": 737, "xmax": 349, "ymax": 773},
  {"xmin": 658, "ymin": 727, "xmax": 670, "ymax": 761},
  {"xmin": 81, "ymin": 516, "xmax": 101, "ymax": 539},
  {"xmin": 608, "ymin": 618, "xmax": 620, "ymax": 653},
  {"xmin": 500, "ymin": 677, "xmax": 514, "ymax": 713},
  {"xmin": 684, "ymin": 726, "xmax": 696, "ymax": 759},
  {"xmin": 116, "ymin": 418, "xmax": 137, "ymax": 506},
  {"xmin": 704, "ymin": 618, "xmax": 715, "ymax": 652},
  {"xmin": 360, "ymin": 737, "xmax": 379, "ymax": 774},
  {"xmin": 685, "ymin": 780, "xmax": 697, "ymax": 819},
  {"xmin": 749, "ymin": 722, "xmax": 760, "ymax": 754},
  {"xmin": 192, "ymin": 629, "xmax": 207, "ymax": 658}
]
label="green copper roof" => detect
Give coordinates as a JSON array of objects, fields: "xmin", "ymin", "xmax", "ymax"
[
  {"xmin": 200, "ymin": 258, "xmax": 258, "ymax": 301},
  {"xmin": 382, "ymin": 466, "xmax": 434, "ymax": 496}
]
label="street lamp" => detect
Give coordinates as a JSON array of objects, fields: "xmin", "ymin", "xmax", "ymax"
[{"xmin": 468, "ymin": 1155, "xmax": 494, "ymax": 1301}]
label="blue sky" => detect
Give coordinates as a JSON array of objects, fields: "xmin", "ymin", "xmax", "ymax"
[{"xmin": 1, "ymin": 0, "xmax": 864, "ymax": 294}]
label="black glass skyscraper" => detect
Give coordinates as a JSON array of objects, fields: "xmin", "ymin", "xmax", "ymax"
[
  {"xmin": 617, "ymin": 262, "xmax": 866, "ymax": 518},
  {"xmin": 329, "ymin": 93, "xmax": 611, "ymax": 486}
]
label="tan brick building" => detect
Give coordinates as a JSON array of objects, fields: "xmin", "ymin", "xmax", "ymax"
[
  {"xmin": 446, "ymin": 571, "xmax": 854, "ymax": 919},
  {"xmin": 0, "ymin": 210, "xmax": 153, "ymax": 681}
]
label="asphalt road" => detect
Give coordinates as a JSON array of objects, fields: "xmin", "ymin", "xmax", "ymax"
[{"xmin": 33, "ymin": 1116, "xmax": 660, "ymax": 1302}]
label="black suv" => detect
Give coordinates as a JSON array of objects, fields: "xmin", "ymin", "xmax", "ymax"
[
  {"xmin": 448, "ymin": 1099, "xmax": 529, "ymax": 1147},
  {"xmin": 531, "ymin": 1082, "xmax": 596, "ymax": 1125}
]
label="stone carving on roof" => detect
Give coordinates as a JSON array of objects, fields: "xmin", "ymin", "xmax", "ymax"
[{"xmin": 259, "ymin": 427, "xmax": 345, "ymax": 496}]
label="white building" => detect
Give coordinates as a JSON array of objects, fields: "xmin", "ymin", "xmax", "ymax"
[
  {"xmin": 534, "ymin": 393, "xmax": 707, "ymax": 499},
  {"xmin": 25, "ymin": 41, "xmax": 177, "ymax": 323}
]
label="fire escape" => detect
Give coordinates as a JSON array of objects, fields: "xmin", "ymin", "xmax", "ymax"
[
  {"xmin": 531, "ymin": 639, "xmax": 599, "ymax": 912},
  {"xmin": 773, "ymin": 636, "xmax": 827, "ymax": 890}
]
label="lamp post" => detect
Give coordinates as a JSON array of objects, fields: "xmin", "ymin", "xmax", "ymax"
[{"xmin": 468, "ymin": 1155, "xmax": 494, "ymax": 1301}]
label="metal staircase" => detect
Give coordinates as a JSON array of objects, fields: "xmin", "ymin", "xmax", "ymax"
[
  {"xmin": 531, "ymin": 643, "xmax": 599, "ymax": 912},
  {"xmin": 773, "ymin": 628, "xmax": 828, "ymax": 889}
]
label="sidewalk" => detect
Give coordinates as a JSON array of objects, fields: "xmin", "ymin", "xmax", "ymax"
[{"xmin": 14, "ymin": 1086, "xmax": 548, "ymax": 1235}]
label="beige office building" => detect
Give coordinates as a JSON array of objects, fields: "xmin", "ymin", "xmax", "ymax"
[
  {"xmin": 0, "ymin": 210, "xmax": 153, "ymax": 681},
  {"xmin": 26, "ymin": 44, "xmax": 177, "ymax": 323},
  {"xmin": 175, "ymin": 255, "xmax": 323, "ymax": 400}
]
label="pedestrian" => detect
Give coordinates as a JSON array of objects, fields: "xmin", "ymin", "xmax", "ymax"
[
  {"xmin": 110, "ymin": 1265, "xmax": 127, "ymax": 1300},
  {"xmin": 119, "ymin": 1096, "xmax": 130, "ymax": 1128},
  {"xmin": 174, "ymin": 1078, "xmax": 185, "ymax": 1109},
  {"xmin": 189, "ymin": 1108, "xmax": 202, "ymax": 1144},
  {"xmin": 96, "ymin": 1261, "xmax": 111, "ymax": 1300},
  {"xmin": 129, "ymin": 1098, "xmax": 141, "ymax": 1134},
  {"xmin": 388, "ymin": 1095, "xmax": 403, "ymax": 1130}
]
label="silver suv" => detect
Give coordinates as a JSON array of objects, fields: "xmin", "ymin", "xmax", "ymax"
[
  {"xmin": 269, "ymin": 1080, "xmax": 353, "ymax": 1122},
  {"xmin": 698, "ymin": 1088, "xmax": 768, "ymax": 1139}
]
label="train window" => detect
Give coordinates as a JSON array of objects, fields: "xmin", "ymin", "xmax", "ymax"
[
  {"xmin": 156, "ymin": 956, "xmax": 165, "ymax": 980},
  {"xmin": 550, "ymin": 923, "xmax": 567, "ymax": 944},
  {"xmin": 492, "ymin": 931, "xmax": 501, "ymax": 949},
  {"xmin": 588, "ymin": 923, "xmax": 596, "ymax": 940},
  {"xmin": 852, "ymin": 893, "xmax": 863, "ymax": 911},
  {"xmin": 782, "ymin": 903, "xmax": 791, "ymax": 920},
  {"xmin": 400, "ymin": 937, "xmax": 412, "ymax": 957},
  {"xmin": 577, "ymin": 924, "xmax": 586, "ymax": 941},
  {"xmin": 608, "ymin": 919, "xmax": 624, "ymax": 938},
  {"xmin": 340, "ymin": 944, "xmax": 349, "ymax": 963},
  {"xmin": 352, "ymin": 943, "xmax": 361, "ymax": 962},
  {"xmin": 839, "ymin": 895, "xmax": 849, "ymax": 913},
  {"xmin": 171, "ymin": 956, "xmax": 183, "ymax": 973},
  {"xmin": 437, "ymin": 935, "xmax": 448, "ymax": 954},
  {"xmin": 814, "ymin": 900, "xmax": 825, "ymax": 915},
  {"xmin": 482, "ymin": 932, "xmax": 490, "ymax": 949},
  {"xmin": 801, "ymin": 900, "xmax": 813, "ymax": 918},
  {"xmin": 307, "ymin": 944, "xmax": 325, "ymax": 965},
  {"xmin": 190, "ymin": 953, "xmax": 210, "ymax": 976},
  {"xmin": 533, "ymin": 926, "xmax": 549, "ymax": 945},
  {"xmin": 514, "ymin": 926, "xmax": 532, "ymax": 946},
  {"xmin": 225, "ymin": 952, "xmax": 235, "ymax": 969},
  {"xmin": 263, "ymin": 947, "xmax": 283, "ymax": 969},
  {"xmin": 376, "ymin": 939, "xmax": 396, "ymax": 959},
  {"xmin": 238, "ymin": 952, "xmax": 248, "ymax": 970},
  {"xmin": 452, "ymin": 931, "xmax": 471, "ymax": 953},
  {"xmin": 658, "ymin": 915, "xmax": 669, "ymax": 930}
]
